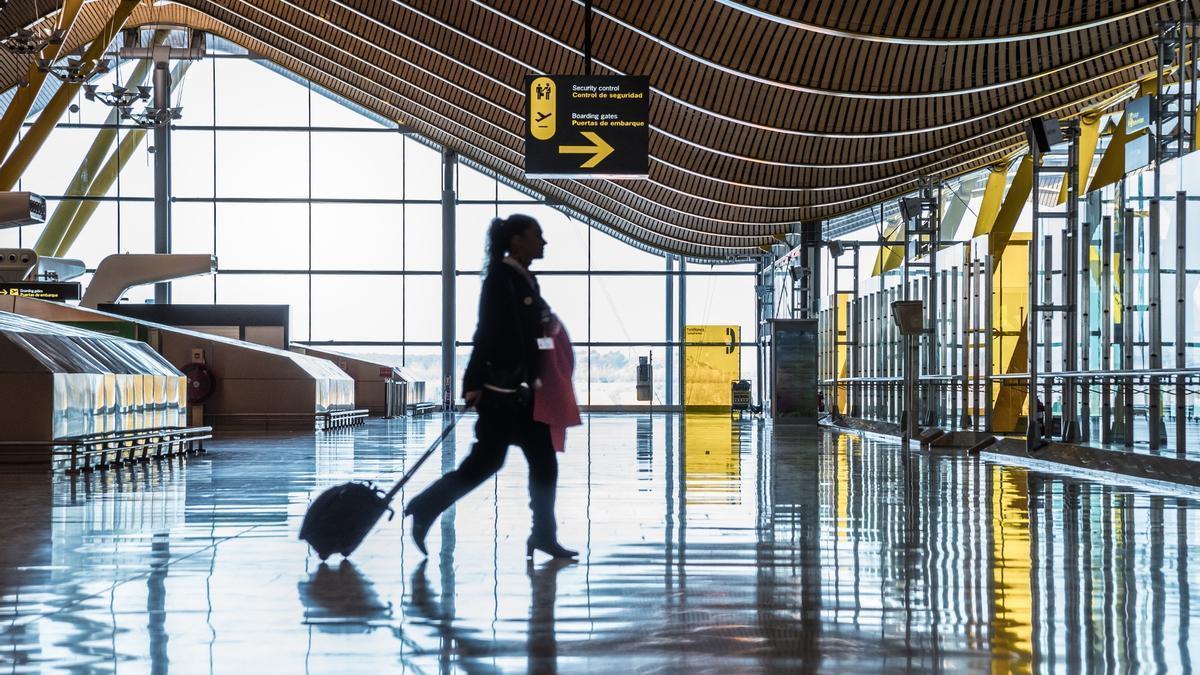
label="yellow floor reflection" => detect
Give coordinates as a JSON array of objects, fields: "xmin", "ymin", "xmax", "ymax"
[
  {"xmin": 991, "ymin": 465, "xmax": 1033, "ymax": 673},
  {"xmin": 683, "ymin": 413, "xmax": 741, "ymax": 505}
]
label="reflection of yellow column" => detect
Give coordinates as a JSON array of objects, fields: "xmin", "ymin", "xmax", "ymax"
[
  {"xmin": 835, "ymin": 435, "xmax": 849, "ymax": 540},
  {"xmin": 991, "ymin": 466, "xmax": 1033, "ymax": 672},
  {"xmin": 683, "ymin": 413, "xmax": 740, "ymax": 505},
  {"xmin": 684, "ymin": 325, "xmax": 740, "ymax": 410}
]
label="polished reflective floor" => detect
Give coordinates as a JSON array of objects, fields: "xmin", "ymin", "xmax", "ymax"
[{"xmin": 0, "ymin": 414, "xmax": 1196, "ymax": 672}]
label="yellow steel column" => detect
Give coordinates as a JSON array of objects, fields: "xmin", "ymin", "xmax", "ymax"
[
  {"xmin": 53, "ymin": 60, "xmax": 193, "ymax": 257},
  {"xmin": 0, "ymin": 0, "xmax": 86, "ymax": 162},
  {"xmin": 35, "ymin": 32, "xmax": 169, "ymax": 256},
  {"xmin": 0, "ymin": 0, "xmax": 141, "ymax": 191}
]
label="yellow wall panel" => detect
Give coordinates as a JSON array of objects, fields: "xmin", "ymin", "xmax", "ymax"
[{"xmin": 684, "ymin": 325, "xmax": 740, "ymax": 409}]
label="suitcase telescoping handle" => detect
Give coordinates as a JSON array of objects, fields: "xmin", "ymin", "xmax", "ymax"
[{"xmin": 384, "ymin": 414, "xmax": 457, "ymax": 503}]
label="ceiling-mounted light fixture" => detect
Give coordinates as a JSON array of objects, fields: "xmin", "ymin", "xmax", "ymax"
[
  {"xmin": 84, "ymin": 83, "xmax": 151, "ymax": 108},
  {"xmin": 40, "ymin": 55, "xmax": 111, "ymax": 83},
  {"xmin": 123, "ymin": 105, "xmax": 182, "ymax": 129},
  {"xmin": 0, "ymin": 26, "xmax": 64, "ymax": 55}
]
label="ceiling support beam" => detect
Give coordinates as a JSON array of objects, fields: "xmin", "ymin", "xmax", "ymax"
[
  {"xmin": 0, "ymin": 0, "xmax": 86, "ymax": 163},
  {"xmin": 0, "ymin": 0, "xmax": 141, "ymax": 192}
]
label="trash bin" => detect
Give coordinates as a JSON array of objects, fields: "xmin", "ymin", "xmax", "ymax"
[{"xmin": 383, "ymin": 379, "xmax": 407, "ymax": 418}]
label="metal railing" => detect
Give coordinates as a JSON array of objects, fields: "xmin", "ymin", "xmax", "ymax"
[{"xmin": 0, "ymin": 425, "xmax": 213, "ymax": 473}]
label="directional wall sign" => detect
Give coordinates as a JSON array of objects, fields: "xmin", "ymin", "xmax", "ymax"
[
  {"xmin": 524, "ymin": 75, "xmax": 649, "ymax": 179},
  {"xmin": 0, "ymin": 282, "xmax": 81, "ymax": 301}
]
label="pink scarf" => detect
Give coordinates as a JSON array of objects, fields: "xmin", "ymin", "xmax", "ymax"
[{"xmin": 533, "ymin": 316, "xmax": 582, "ymax": 452}]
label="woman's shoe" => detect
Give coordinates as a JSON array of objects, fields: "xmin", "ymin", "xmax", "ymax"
[
  {"xmin": 404, "ymin": 507, "xmax": 433, "ymax": 556},
  {"xmin": 526, "ymin": 536, "xmax": 578, "ymax": 560}
]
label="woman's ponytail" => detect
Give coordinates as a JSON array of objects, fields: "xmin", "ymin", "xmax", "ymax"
[{"xmin": 485, "ymin": 216, "xmax": 509, "ymax": 269}]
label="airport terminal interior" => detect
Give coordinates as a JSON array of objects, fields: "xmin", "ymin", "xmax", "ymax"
[{"xmin": 0, "ymin": 0, "xmax": 1198, "ymax": 672}]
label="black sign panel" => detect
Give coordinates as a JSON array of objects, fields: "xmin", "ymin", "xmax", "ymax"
[
  {"xmin": 0, "ymin": 282, "xmax": 81, "ymax": 301},
  {"xmin": 1124, "ymin": 96, "xmax": 1154, "ymax": 173},
  {"xmin": 524, "ymin": 75, "xmax": 649, "ymax": 179},
  {"xmin": 1126, "ymin": 95, "xmax": 1152, "ymax": 135}
]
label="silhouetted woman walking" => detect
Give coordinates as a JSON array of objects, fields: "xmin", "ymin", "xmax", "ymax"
[{"xmin": 404, "ymin": 214, "xmax": 577, "ymax": 560}]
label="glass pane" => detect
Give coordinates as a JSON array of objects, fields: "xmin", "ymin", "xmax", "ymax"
[
  {"xmin": 216, "ymin": 274, "xmax": 310, "ymax": 341},
  {"xmin": 453, "ymin": 346, "xmax": 471, "ymax": 402},
  {"xmin": 173, "ymin": 202, "xmax": 215, "ymax": 255},
  {"xmin": 52, "ymin": 199, "xmax": 116, "ymax": 263},
  {"xmin": 311, "ymin": 204, "xmax": 403, "ymax": 270},
  {"xmin": 591, "ymin": 226, "xmax": 664, "ymax": 271},
  {"xmin": 215, "ymin": 131, "xmax": 308, "ymax": 198},
  {"xmin": 404, "ymin": 204, "xmax": 442, "ymax": 271},
  {"xmin": 588, "ymin": 345, "xmax": 664, "ymax": 406},
  {"xmin": 591, "ymin": 275, "xmax": 666, "ymax": 342},
  {"xmin": 23, "ymin": 127, "xmax": 114, "ymax": 197},
  {"xmin": 405, "ymin": 138, "xmax": 442, "ymax": 200},
  {"xmin": 400, "ymin": 345, "xmax": 440, "ymax": 401},
  {"xmin": 457, "ymin": 162, "xmax": 496, "ymax": 202},
  {"xmin": 320, "ymin": 345, "xmax": 406, "ymax": 367},
  {"xmin": 311, "ymin": 131, "xmax": 402, "ymax": 199},
  {"xmin": 215, "ymin": 203, "xmax": 308, "ymax": 270},
  {"xmin": 117, "ymin": 201, "xmax": 155, "ymax": 254},
  {"xmin": 540, "ymin": 274, "xmax": 589, "ymax": 340},
  {"xmin": 404, "ymin": 275, "xmax": 442, "ymax": 342},
  {"xmin": 176, "ymin": 56, "xmax": 215, "ymax": 127},
  {"xmin": 17, "ymin": 223, "xmax": 45, "ymax": 250},
  {"xmin": 172, "ymin": 130, "xmax": 215, "ymax": 197},
  {"xmin": 311, "ymin": 275, "xmax": 403, "ymax": 341},
  {"xmin": 215, "ymin": 58, "xmax": 310, "ymax": 127},
  {"xmin": 0, "ymin": 226, "xmax": 21, "ymax": 248},
  {"xmin": 455, "ymin": 204, "xmax": 494, "ymax": 272},
  {"xmin": 456, "ymin": 275, "xmax": 481, "ymax": 344},
  {"xmin": 112, "ymin": 132, "xmax": 154, "ymax": 198},
  {"xmin": 171, "ymin": 274, "xmax": 215, "ymax": 304},
  {"xmin": 684, "ymin": 271, "xmax": 756, "ymax": 337}
]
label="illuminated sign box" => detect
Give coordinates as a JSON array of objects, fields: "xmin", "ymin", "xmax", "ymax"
[{"xmin": 524, "ymin": 75, "xmax": 649, "ymax": 179}]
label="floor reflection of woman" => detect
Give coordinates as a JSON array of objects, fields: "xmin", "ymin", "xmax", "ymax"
[
  {"xmin": 404, "ymin": 214, "xmax": 577, "ymax": 560},
  {"xmin": 404, "ymin": 558, "xmax": 573, "ymax": 674},
  {"xmin": 527, "ymin": 558, "xmax": 574, "ymax": 674}
]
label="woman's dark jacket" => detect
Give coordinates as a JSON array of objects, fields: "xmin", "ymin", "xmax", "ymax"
[{"xmin": 462, "ymin": 261, "xmax": 548, "ymax": 395}]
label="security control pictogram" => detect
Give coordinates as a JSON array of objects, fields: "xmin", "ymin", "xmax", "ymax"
[{"xmin": 524, "ymin": 75, "xmax": 649, "ymax": 179}]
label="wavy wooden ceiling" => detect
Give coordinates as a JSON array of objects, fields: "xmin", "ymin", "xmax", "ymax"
[{"xmin": 0, "ymin": 0, "xmax": 1193, "ymax": 258}]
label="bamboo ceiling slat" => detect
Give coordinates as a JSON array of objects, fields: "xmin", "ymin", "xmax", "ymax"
[{"xmin": 0, "ymin": 0, "xmax": 1194, "ymax": 258}]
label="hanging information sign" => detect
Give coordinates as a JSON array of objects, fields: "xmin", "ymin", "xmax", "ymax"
[{"xmin": 524, "ymin": 75, "xmax": 649, "ymax": 179}]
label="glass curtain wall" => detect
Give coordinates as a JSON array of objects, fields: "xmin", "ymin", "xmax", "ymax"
[
  {"xmin": 5, "ymin": 37, "xmax": 757, "ymax": 407},
  {"xmin": 788, "ymin": 109, "xmax": 1200, "ymax": 453}
]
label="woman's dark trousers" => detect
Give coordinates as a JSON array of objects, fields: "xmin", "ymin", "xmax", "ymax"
[{"xmin": 407, "ymin": 412, "xmax": 559, "ymax": 542}]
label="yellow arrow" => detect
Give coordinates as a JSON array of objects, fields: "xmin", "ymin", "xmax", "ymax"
[{"xmin": 558, "ymin": 131, "xmax": 614, "ymax": 168}]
